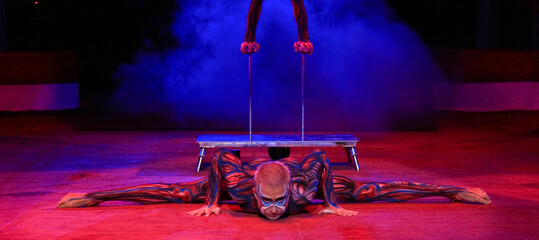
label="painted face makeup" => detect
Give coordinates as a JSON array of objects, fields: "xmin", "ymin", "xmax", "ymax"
[{"xmin": 254, "ymin": 184, "xmax": 290, "ymax": 220}]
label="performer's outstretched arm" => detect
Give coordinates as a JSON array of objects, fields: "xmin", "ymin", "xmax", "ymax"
[
  {"xmin": 188, "ymin": 149, "xmax": 255, "ymax": 217},
  {"xmin": 241, "ymin": 0, "xmax": 313, "ymax": 54},
  {"xmin": 241, "ymin": 0, "xmax": 263, "ymax": 54},
  {"xmin": 332, "ymin": 176, "xmax": 491, "ymax": 205},
  {"xmin": 293, "ymin": 149, "xmax": 357, "ymax": 216},
  {"xmin": 57, "ymin": 179, "xmax": 208, "ymax": 208},
  {"xmin": 243, "ymin": 0, "xmax": 310, "ymax": 41},
  {"xmin": 291, "ymin": 0, "xmax": 310, "ymax": 42},
  {"xmin": 244, "ymin": 0, "xmax": 263, "ymax": 43},
  {"xmin": 291, "ymin": 0, "xmax": 313, "ymax": 54}
]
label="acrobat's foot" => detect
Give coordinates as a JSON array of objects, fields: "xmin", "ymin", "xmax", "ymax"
[
  {"xmin": 57, "ymin": 193, "xmax": 96, "ymax": 208},
  {"xmin": 451, "ymin": 188, "xmax": 491, "ymax": 205}
]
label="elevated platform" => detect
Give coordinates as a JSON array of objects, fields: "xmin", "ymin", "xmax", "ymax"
[{"xmin": 196, "ymin": 134, "xmax": 359, "ymax": 172}]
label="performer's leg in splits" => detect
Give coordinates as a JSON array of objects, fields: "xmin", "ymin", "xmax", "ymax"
[
  {"xmin": 58, "ymin": 149, "xmax": 490, "ymax": 211},
  {"xmin": 58, "ymin": 149, "xmax": 256, "ymax": 210},
  {"xmin": 331, "ymin": 176, "xmax": 491, "ymax": 205},
  {"xmin": 57, "ymin": 179, "xmax": 209, "ymax": 208},
  {"xmin": 290, "ymin": 149, "xmax": 491, "ymax": 210}
]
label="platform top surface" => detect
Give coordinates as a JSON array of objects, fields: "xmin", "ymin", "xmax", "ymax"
[{"xmin": 196, "ymin": 134, "xmax": 358, "ymax": 147}]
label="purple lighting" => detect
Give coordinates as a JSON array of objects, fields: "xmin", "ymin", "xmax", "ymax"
[{"xmin": 111, "ymin": 0, "xmax": 443, "ymax": 131}]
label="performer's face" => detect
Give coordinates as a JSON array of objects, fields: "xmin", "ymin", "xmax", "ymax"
[{"xmin": 254, "ymin": 184, "xmax": 290, "ymax": 220}]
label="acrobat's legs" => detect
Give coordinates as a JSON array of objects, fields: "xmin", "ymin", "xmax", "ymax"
[
  {"xmin": 57, "ymin": 178, "xmax": 209, "ymax": 208},
  {"xmin": 332, "ymin": 176, "xmax": 491, "ymax": 205}
]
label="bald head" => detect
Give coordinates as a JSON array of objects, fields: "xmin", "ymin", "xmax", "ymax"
[
  {"xmin": 253, "ymin": 161, "xmax": 291, "ymax": 220},
  {"xmin": 254, "ymin": 161, "xmax": 291, "ymax": 189}
]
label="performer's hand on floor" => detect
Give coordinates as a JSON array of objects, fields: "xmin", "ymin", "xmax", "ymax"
[
  {"xmin": 57, "ymin": 193, "xmax": 93, "ymax": 208},
  {"xmin": 318, "ymin": 206, "xmax": 358, "ymax": 216},
  {"xmin": 294, "ymin": 41, "xmax": 313, "ymax": 55},
  {"xmin": 187, "ymin": 204, "xmax": 222, "ymax": 217},
  {"xmin": 451, "ymin": 188, "xmax": 492, "ymax": 205},
  {"xmin": 241, "ymin": 42, "xmax": 260, "ymax": 54}
]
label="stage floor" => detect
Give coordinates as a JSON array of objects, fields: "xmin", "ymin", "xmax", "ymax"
[{"xmin": 0, "ymin": 112, "xmax": 538, "ymax": 239}]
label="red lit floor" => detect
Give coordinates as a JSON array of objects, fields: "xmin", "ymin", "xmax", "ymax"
[{"xmin": 0, "ymin": 112, "xmax": 538, "ymax": 239}]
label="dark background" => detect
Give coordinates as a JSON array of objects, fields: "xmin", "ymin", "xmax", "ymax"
[
  {"xmin": 1, "ymin": 0, "xmax": 538, "ymax": 130},
  {"xmin": 5, "ymin": 1, "xmax": 536, "ymax": 51}
]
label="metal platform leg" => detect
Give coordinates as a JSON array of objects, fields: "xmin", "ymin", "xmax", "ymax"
[
  {"xmin": 345, "ymin": 147, "xmax": 360, "ymax": 171},
  {"xmin": 196, "ymin": 147, "xmax": 206, "ymax": 172}
]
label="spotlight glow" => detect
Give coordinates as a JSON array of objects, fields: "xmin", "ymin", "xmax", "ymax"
[{"xmin": 112, "ymin": 0, "xmax": 442, "ymax": 131}]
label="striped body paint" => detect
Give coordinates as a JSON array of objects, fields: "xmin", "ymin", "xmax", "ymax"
[{"xmin": 60, "ymin": 149, "xmax": 489, "ymax": 215}]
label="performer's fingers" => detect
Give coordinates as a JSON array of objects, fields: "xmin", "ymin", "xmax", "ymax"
[
  {"xmin": 346, "ymin": 211, "xmax": 357, "ymax": 216},
  {"xmin": 333, "ymin": 209, "xmax": 356, "ymax": 216},
  {"xmin": 344, "ymin": 210, "xmax": 357, "ymax": 216},
  {"xmin": 250, "ymin": 44, "xmax": 259, "ymax": 53},
  {"xmin": 241, "ymin": 42, "xmax": 252, "ymax": 54},
  {"xmin": 196, "ymin": 209, "xmax": 205, "ymax": 217},
  {"xmin": 187, "ymin": 209, "xmax": 199, "ymax": 216}
]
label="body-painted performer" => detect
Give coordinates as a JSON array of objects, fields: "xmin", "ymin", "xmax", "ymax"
[
  {"xmin": 240, "ymin": 0, "xmax": 314, "ymax": 55},
  {"xmin": 58, "ymin": 149, "xmax": 491, "ymax": 220}
]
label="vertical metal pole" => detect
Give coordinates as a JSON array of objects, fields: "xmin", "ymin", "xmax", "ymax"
[
  {"xmin": 301, "ymin": 54, "xmax": 305, "ymax": 141},
  {"xmin": 249, "ymin": 54, "xmax": 253, "ymax": 141}
]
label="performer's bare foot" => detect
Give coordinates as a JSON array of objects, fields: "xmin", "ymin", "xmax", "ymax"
[
  {"xmin": 451, "ymin": 188, "xmax": 491, "ymax": 205},
  {"xmin": 57, "ymin": 193, "xmax": 95, "ymax": 208}
]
